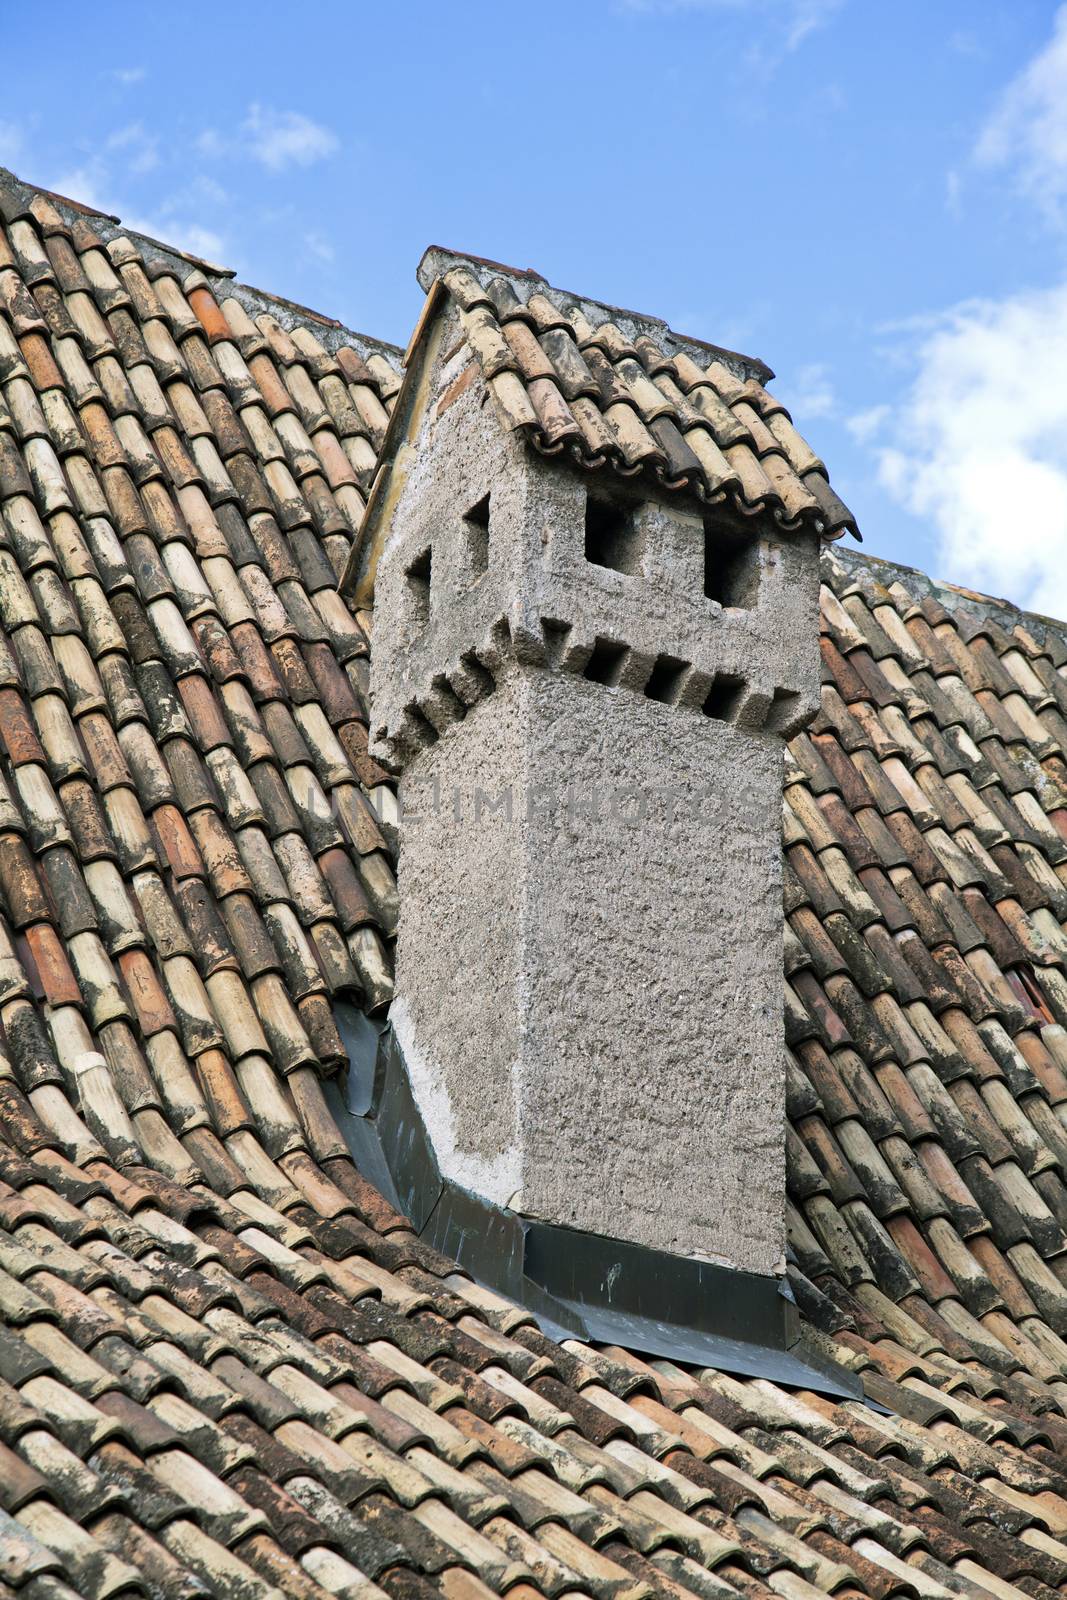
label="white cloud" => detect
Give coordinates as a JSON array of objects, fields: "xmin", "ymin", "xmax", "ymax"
[
  {"xmin": 166, "ymin": 223, "xmax": 225, "ymax": 260},
  {"xmin": 0, "ymin": 121, "xmax": 21, "ymax": 167},
  {"xmin": 859, "ymin": 6, "xmax": 1067, "ymax": 618},
  {"xmin": 195, "ymin": 128, "xmax": 224, "ymax": 161},
  {"xmin": 303, "ymin": 230, "xmax": 335, "ymax": 264},
  {"xmin": 105, "ymin": 122, "xmax": 159, "ymax": 175},
  {"xmin": 619, "ymin": 0, "xmax": 842, "ymax": 51},
  {"xmin": 779, "ymin": 0, "xmax": 841, "ymax": 50},
  {"xmin": 949, "ymin": 29, "xmax": 982, "ymax": 58},
  {"xmin": 240, "ymin": 105, "xmax": 338, "ymax": 170},
  {"xmin": 846, "ymin": 403, "xmax": 889, "ymax": 444},
  {"xmin": 123, "ymin": 213, "xmax": 225, "ymax": 260},
  {"xmin": 872, "ymin": 281, "xmax": 1067, "ymax": 617},
  {"xmin": 196, "ymin": 105, "xmax": 339, "ymax": 173},
  {"xmin": 43, "ymin": 155, "xmax": 228, "ymax": 263},
  {"xmin": 975, "ymin": 4, "xmax": 1067, "ymax": 218},
  {"xmin": 150, "ymin": 174, "xmax": 229, "ymax": 213},
  {"xmin": 47, "ymin": 163, "xmax": 111, "ymax": 213},
  {"xmin": 945, "ymin": 167, "xmax": 962, "ymax": 218},
  {"xmin": 784, "ymin": 361, "xmax": 835, "ymax": 418},
  {"xmin": 112, "ymin": 66, "xmax": 146, "ymax": 86}
]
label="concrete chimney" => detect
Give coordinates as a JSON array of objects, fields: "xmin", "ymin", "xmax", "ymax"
[{"xmin": 345, "ymin": 252, "xmax": 827, "ymax": 1280}]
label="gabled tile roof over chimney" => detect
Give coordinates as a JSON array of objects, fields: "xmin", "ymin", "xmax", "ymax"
[
  {"xmin": 419, "ymin": 248, "xmax": 855, "ymax": 529},
  {"xmin": 4, "ymin": 168, "xmax": 1067, "ymax": 1600}
]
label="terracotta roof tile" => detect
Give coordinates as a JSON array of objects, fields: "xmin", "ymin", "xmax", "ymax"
[
  {"xmin": 394, "ymin": 251, "xmax": 857, "ymax": 541},
  {"xmin": 3, "ymin": 171, "xmax": 1067, "ymax": 1600}
]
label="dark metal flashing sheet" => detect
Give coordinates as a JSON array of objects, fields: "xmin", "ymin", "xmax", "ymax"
[{"xmin": 330, "ymin": 1023, "xmax": 863, "ymax": 1400}]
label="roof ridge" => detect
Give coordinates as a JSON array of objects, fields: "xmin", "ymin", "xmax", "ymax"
[
  {"xmin": 417, "ymin": 243, "xmax": 775, "ymax": 385},
  {"xmin": 829, "ymin": 540, "xmax": 1067, "ymax": 645},
  {"xmin": 0, "ymin": 163, "xmax": 403, "ymax": 366}
]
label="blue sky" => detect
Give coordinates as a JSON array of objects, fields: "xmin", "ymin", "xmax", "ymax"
[{"xmin": 4, "ymin": 1, "xmax": 1067, "ymax": 611}]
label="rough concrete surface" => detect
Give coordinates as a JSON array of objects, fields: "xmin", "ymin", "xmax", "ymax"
[
  {"xmin": 368, "ymin": 333, "xmax": 822, "ymax": 771},
  {"xmin": 392, "ymin": 676, "xmax": 527, "ymax": 1206},
  {"xmin": 395, "ymin": 663, "xmax": 787, "ymax": 1273},
  {"xmin": 370, "ymin": 297, "xmax": 822, "ymax": 1276},
  {"xmin": 521, "ymin": 668, "xmax": 787, "ymax": 1272}
]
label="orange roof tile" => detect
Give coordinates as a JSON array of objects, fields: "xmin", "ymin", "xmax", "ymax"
[{"xmin": 0, "ymin": 164, "xmax": 1066, "ymax": 1600}]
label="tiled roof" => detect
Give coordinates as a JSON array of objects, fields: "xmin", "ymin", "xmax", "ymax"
[
  {"xmin": 2, "ymin": 167, "xmax": 1067, "ymax": 1600},
  {"xmin": 422, "ymin": 249, "xmax": 857, "ymax": 540},
  {"xmin": 791, "ymin": 548, "xmax": 1067, "ymax": 1379}
]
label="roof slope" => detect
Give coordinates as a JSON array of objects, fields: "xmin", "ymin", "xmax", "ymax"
[
  {"xmin": 0, "ymin": 170, "xmax": 1066, "ymax": 1599},
  {"xmin": 792, "ymin": 540, "xmax": 1067, "ymax": 1385}
]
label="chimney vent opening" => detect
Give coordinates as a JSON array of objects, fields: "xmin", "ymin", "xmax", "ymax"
[
  {"xmin": 464, "ymin": 494, "xmax": 491, "ymax": 575},
  {"xmin": 764, "ymin": 687, "xmax": 803, "ymax": 735},
  {"xmin": 704, "ymin": 520, "xmax": 760, "ymax": 608},
  {"xmin": 405, "ymin": 546, "xmax": 432, "ymax": 629},
  {"xmin": 702, "ymin": 673, "xmax": 746, "ymax": 722},
  {"xmin": 583, "ymin": 637, "xmax": 629, "ymax": 687},
  {"xmin": 585, "ymin": 494, "xmax": 644, "ymax": 576},
  {"xmin": 644, "ymin": 654, "xmax": 688, "ymax": 705},
  {"xmin": 541, "ymin": 619, "xmax": 573, "ymax": 668},
  {"xmin": 459, "ymin": 649, "xmax": 496, "ymax": 699}
]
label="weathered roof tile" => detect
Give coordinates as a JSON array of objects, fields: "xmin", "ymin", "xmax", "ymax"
[{"xmin": 0, "ymin": 170, "xmax": 1066, "ymax": 1600}]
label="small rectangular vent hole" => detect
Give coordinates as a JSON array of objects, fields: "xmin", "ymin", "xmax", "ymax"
[
  {"xmin": 459, "ymin": 650, "xmax": 496, "ymax": 699},
  {"xmin": 430, "ymin": 673, "xmax": 469, "ymax": 726},
  {"xmin": 585, "ymin": 495, "xmax": 643, "ymax": 575},
  {"xmin": 541, "ymin": 619, "xmax": 572, "ymax": 668},
  {"xmin": 702, "ymin": 673, "xmax": 746, "ymax": 722},
  {"xmin": 764, "ymin": 687, "xmax": 803, "ymax": 736},
  {"xmin": 583, "ymin": 638, "xmax": 629, "ymax": 687},
  {"xmin": 405, "ymin": 546, "xmax": 432, "ymax": 627},
  {"xmin": 644, "ymin": 654, "xmax": 688, "ymax": 705},
  {"xmin": 464, "ymin": 494, "xmax": 490, "ymax": 575},
  {"xmin": 405, "ymin": 703, "xmax": 439, "ymax": 748},
  {"xmin": 704, "ymin": 521, "xmax": 760, "ymax": 608}
]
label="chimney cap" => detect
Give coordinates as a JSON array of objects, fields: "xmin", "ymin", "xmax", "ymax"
[
  {"xmin": 416, "ymin": 244, "xmax": 775, "ymax": 385},
  {"xmin": 343, "ymin": 246, "xmax": 858, "ymax": 605}
]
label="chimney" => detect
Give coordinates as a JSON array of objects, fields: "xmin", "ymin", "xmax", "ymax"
[{"xmin": 344, "ymin": 251, "xmax": 835, "ymax": 1291}]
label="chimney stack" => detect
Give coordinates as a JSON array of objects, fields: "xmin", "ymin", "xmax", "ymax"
[{"xmin": 345, "ymin": 251, "xmax": 831, "ymax": 1280}]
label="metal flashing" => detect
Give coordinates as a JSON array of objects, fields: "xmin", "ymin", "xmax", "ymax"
[{"xmin": 327, "ymin": 1024, "xmax": 864, "ymax": 1400}]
